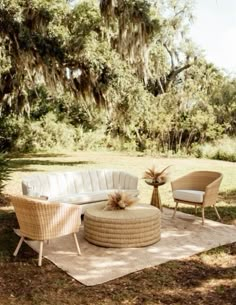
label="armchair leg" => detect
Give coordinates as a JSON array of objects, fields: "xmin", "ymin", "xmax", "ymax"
[
  {"xmin": 201, "ymin": 207, "xmax": 205, "ymax": 225},
  {"xmin": 73, "ymin": 233, "xmax": 81, "ymax": 255},
  {"xmin": 38, "ymin": 241, "xmax": 44, "ymax": 267},
  {"xmin": 213, "ymin": 205, "xmax": 222, "ymax": 222},
  {"xmin": 13, "ymin": 236, "xmax": 24, "ymax": 256},
  {"xmin": 195, "ymin": 205, "xmax": 197, "ymax": 215},
  {"xmin": 172, "ymin": 202, "xmax": 178, "ymax": 218}
]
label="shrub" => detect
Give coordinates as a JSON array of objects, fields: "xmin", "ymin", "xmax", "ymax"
[
  {"xmin": 0, "ymin": 115, "xmax": 28, "ymax": 152},
  {"xmin": 20, "ymin": 113, "xmax": 78, "ymax": 152},
  {"xmin": 194, "ymin": 137, "xmax": 236, "ymax": 162},
  {"xmin": 75, "ymin": 127, "xmax": 107, "ymax": 151},
  {"xmin": 0, "ymin": 113, "xmax": 78, "ymax": 153}
]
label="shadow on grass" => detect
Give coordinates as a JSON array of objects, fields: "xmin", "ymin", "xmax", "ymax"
[
  {"xmin": 175, "ymin": 205, "xmax": 236, "ymax": 224},
  {"xmin": 219, "ymin": 189, "xmax": 236, "ymax": 202},
  {"xmin": 7, "ymin": 153, "xmax": 67, "ymax": 158},
  {"xmin": 9, "ymin": 159, "xmax": 95, "ymax": 172},
  {"xmin": 0, "ymin": 211, "xmax": 38, "ymax": 263},
  {"xmin": 0, "ymin": 212, "xmax": 18, "ymax": 260}
]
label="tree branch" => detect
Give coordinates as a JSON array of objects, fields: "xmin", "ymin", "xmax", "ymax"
[
  {"xmin": 163, "ymin": 43, "xmax": 175, "ymax": 70},
  {"xmin": 164, "ymin": 63, "xmax": 192, "ymax": 91}
]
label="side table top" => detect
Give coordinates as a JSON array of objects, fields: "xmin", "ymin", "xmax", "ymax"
[{"xmin": 145, "ymin": 179, "xmax": 165, "ymax": 187}]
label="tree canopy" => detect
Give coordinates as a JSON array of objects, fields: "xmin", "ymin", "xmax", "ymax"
[{"xmin": 0, "ymin": 0, "xmax": 235, "ymax": 155}]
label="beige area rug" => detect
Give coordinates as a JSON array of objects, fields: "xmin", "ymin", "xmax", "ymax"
[{"xmin": 24, "ymin": 209, "xmax": 236, "ymax": 286}]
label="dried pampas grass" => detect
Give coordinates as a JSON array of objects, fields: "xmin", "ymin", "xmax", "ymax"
[
  {"xmin": 143, "ymin": 165, "xmax": 171, "ymax": 183},
  {"xmin": 104, "ymin": 191, "xmax": 138, "ymax": 211}
]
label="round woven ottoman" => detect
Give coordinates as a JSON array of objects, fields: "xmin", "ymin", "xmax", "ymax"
[{"xmin": 84, "ymin": 203, "xmax": 161, "ymax": 247}]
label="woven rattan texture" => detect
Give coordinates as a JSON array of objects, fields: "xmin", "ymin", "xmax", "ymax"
[
  {"xmin": 171, "ymin": 171, "xmax": 223, "ymax": 207},
  {"xmin": 10, "ymin": 195, "xmax": 81, "ymax": 240},
  {"xmin": 84, "ymin": 203, "xmax": 161, "ymax": 247}
]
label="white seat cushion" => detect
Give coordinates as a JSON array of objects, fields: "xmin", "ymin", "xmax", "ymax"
[
  {"xmin": 48, "ymin": 189, "xmax": 139, "ymax": 205},
  {"xmin": 173, "ymin": 190, "xmax": 205, "ymax": 203}
]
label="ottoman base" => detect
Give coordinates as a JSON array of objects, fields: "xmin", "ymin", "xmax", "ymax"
[{"xmin": 84, "ymin": 203, "xmax": 161, "ymax": 248}]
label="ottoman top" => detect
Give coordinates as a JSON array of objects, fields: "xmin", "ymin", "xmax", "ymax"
[{"xmin": 84, "ymin": 202, "xmax": 161, "ymax": 223}]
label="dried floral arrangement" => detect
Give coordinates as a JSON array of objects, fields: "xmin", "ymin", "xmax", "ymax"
[
  {"xmin": 104, "ymin": 191, "xmax": 138, "ymax": 211},
  {"xmin": 143, "ymin": 165, "xmax": 171, "ymax": 183}
]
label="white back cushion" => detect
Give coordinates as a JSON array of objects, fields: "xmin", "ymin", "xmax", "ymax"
[{"xmin": 22, "ymin": 169, "xmax": 138, "ymax": 197}]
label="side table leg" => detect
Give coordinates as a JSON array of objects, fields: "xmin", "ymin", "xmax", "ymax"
[
  {"xmin": 150, "ymin": 186, "xmax": 163, "ymax": 212},
  {"xmin": 158, "ymin": 189, "xmax": 163, "ymax": 212}
]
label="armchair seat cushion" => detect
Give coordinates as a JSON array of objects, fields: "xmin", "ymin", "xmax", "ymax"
[{"xmin": 173, "ymin": 190, "xmax": 205, "ymax": 203}]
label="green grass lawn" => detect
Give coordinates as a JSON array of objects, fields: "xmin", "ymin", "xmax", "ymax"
[{"xmin": 0, "ymin": 151, "xmax": 235, "ymax": 305}]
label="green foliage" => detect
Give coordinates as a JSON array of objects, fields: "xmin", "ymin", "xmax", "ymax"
[
  {"xmin": 194, "ymin": 137, "xmax": 236, "ymax": 162},
  {"xmin": 15, "ymin": 113, "xmax": 78, "ymax": 152},
  {"xmin": 69, "ymin": 0, "xmax": 101, "ymax": 39},
  {"xmin": 209, "ymin": 79, "xmax": 236, "ymax": 135},
  {"xmin": 0, "ymin": 112, "xmax": 78, "ymax": 153},
  {"xmin": 0, "ymin": 115, "xmax": 29, "ymax": 152},
  {"xmin": 28, "ymin": 85, "xmax": 56, "ymax": 120},
  {"xmin": 0, "ymin": 0, "xmax": 70, "ymax": 116},
  {"xmin": 0, "ymin": 0, "xmax": 235, "ymax": 159},
  {"xmin": 75, "ymin": 127, "xmax": 108, "ymax": 151}
]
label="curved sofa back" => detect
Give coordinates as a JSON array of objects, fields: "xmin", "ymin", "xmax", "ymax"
[{"xmin": 22, "ymin": 169, "xmax": 138, "ymax": 198}]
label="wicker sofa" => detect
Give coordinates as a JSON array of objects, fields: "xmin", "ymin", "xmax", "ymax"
[{"xmin": 22, "ymin": 169, "xmax": 139, "ymax": 214}]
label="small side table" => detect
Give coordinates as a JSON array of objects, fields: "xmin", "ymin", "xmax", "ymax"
[{"xmin": 145, "ymin": 179, "xmax": 165, "ymax": 212}]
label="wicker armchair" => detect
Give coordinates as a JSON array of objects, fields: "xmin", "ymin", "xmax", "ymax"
[
  {"xmin": 171, "ymin": 171, "xmax": 223, "ymax": 225},
  {"xmin": 10, "ymin": 195, "xmax": 82, "ymax": 266}
]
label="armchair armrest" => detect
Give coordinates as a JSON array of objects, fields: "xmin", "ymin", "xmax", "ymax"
[
  {"xmin": 203, "ymin": 175, "xmax": 223, "ymax": 207},
  {"xmin": 46, "ymin": 202, "xmax": 82, "ymax": 238},
  {"xmin": 205, "ymin": 175, "xmax": 223, "ymax": 190}
]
